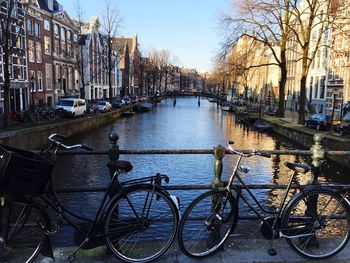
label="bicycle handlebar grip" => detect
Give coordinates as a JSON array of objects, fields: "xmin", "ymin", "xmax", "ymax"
[
  {"xmin": 260, "ymin": 152, "xmax": 271, "ymax": 158},
  {"xmin": 228, "ymin": 141, "xmax": 234, "ymax": 145},
  {"xmin": 81, "ymin": 144, "xmax": 93, "ymax": 151}
]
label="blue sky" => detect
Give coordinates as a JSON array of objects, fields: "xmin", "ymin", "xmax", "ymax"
[{"xmin": 59, "ymin": 0, "xmax": 231, "ymax": 72}]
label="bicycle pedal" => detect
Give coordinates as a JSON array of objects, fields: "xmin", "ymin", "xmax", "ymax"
[{"xmin": 267, "ymin": 248, "xmax": 277, "ymax": 256}]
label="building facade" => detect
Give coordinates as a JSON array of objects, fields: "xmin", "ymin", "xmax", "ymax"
[
  {"xmin": 23, "ymin": 0, "xmax": 79, "ymax": 106},
  {"xmin": 79, "ymin": 17, "xmax": 121, "ymax": 101},
  {"xmin": 0, "ymin": 0, "xmax": 28, "ymax": 112}
]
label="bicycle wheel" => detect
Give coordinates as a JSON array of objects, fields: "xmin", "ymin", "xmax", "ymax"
[
  {"xmin": 32, "ymin": 112, "xmax": 43, "ymax": 122},
  {"xmin": 282, "ymin": 188, "xmax": 350, "ymax": 259},
  {"xmin": 0, "ymin": 199, "xmax": 49, "ymax": 263},
  {"xmin": 105, "ymin": 184, "xmax": 179, "ymax": 263},
  {"xmin": 178, "ymin": 189, "xmax": 238, "ymax": 258},
  {"xmin": 47, "ymin": 111, "xmax": 57, "ymax": 121}
]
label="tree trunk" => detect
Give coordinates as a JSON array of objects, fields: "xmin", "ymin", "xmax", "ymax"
[
  {"xmin": 276, "ymin": 49, "xmax": 287, "ymax": 117},
  {"xmin": 108, "ymin": 42, "xmax": 113, "ymax": 99},
  {"xmin": 298, "ymin": 74, "xmax": 307, "ymax": 124}
]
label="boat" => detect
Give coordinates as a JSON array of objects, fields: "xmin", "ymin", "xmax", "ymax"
[
  {"xmin": 252, "ymin": 120, "xmax": 272, "ymax": 132},
  {"xmin": 222, "ymin": 102, "xmax": 231, "ymax": 112},
  {"xmin": 139, "ymin": 102, "xmax": 153, "ymax": 112},
  {"xmin": 122, "ymin": 111, "xmax": 135, "ymax": 117}
]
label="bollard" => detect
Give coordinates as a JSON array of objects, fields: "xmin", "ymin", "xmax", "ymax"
[
  {"xmin": 108, "ymin": 132, "xmax": 120, "ymax": 161},
  {"xmin": 310, "ymin": 133, "xmax": 324, "ymax": 184},
  {"xmin": 212, "ymin": 145, "xmax": 225, "ymax": 188}
]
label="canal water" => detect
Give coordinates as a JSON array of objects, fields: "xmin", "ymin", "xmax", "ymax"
[{"xmin": 52, "ymin": 97, "xmax": 349, "ymax": 243}]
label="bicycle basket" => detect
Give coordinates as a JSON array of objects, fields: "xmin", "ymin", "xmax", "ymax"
[{"xmin": 0, "ymin": 144, "xmax": 53, "ymax": 196}]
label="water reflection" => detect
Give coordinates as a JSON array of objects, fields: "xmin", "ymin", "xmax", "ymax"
[{"xmin": 52, "ymin": 97, "xmax": 349, "ymax": 220}]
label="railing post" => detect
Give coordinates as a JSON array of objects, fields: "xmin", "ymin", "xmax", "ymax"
[
  {"xmin": 213, "ymin": 145, "xmax": 225, "ymax": 188},
  {"xmin": 108, "ymin": 132, "xmax": 119, "ymax": 198},
  {"xmin": 108, "ymin": 132, "xmax": 120, "ymax": 161},
  {"xmin": 310, "ymin": 133, "xmax": 324, "ymax": 184}
]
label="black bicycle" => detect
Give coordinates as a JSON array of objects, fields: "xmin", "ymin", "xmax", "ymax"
[
  {"xmin": 0, "ymin": 134, "xmax": 179, "ymax": 263},
  {"xmin": 178, "ymin": 141, "xmax": 350, "ymax": 260}
]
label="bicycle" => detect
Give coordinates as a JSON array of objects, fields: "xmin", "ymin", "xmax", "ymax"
[
  {"xmin": 0, "ymin": 133, "xmax": 179, "ymax": 263},
  {"xmin": 178, "ymin": 141, "xmax": 350, "ymax": 260}
]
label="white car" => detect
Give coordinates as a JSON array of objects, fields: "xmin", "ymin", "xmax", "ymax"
[
  {"xmin": 54, "ymin": 98, "xmax": 87, "ymax": 117},
  {"xmin": 93, "ymin": 101, "xmax": 112, "ymax": 113}
]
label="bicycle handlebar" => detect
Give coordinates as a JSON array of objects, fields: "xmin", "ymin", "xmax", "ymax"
[
  {"xmin": 48, "ymin": 133, "xmax": 93, "ymax": 151},
  {"xmin": 226, "ymin": 142, "xmax": 270, "ymax": 158}
]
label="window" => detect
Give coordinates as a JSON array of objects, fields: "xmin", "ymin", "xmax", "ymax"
[
  {"xmin": 44, "ymin": 19, "xmax": 50, "ymax": 31},
  {"xmin": 54, "ymin": 24, "xmax": 59, "ymax": 38},
  {"xmin": 67, "ymin": 30, "xmax": 71, "ymax": 41},
  {"xmin": 61, "ymin": 41, "xmax": 66, "ymax": 55},
  {"xmin": 314, "ymin": 76, "xmax": 319, "ymax": 99},
  {"xmin": 56, "ymin": 65, "xmax": 61, "ymax": 83},
  {"xmin": 322, "ymin": 48, "xmax": 328, "ymax": 68},
  {"xmin": 35, "ymin": 23, "xmax": 40, "ymax": 38},
  {"xmin": 27, "ymin": 20, "xmax": 33, "ymax": 35},
  {"xmin": 29, "ymin": 70, "xmax": 36, "ymax": 91},
  {"xmin": 37, "ymin": 71, "xmax": 43, "ymax": 91},
  {"xmin": 317, "ymin": 50, "xmax": 321, "ymax": 69},
  {"xmin": 320, "ymin": 76, "xmax": 326, "ymax": 99},
  {"xmin": 44, "ymin": 36, "xmax": 51, "ymax": 55},
  {"xmin": 28, "ymin": 40, "xmax": 35, "ymax": 62},
  {"xmin": 54, "ymin": 40, "xmax": 59, "ymax": 54},
  {"xmin": 36, "ymin": 42, "xmax": 42, "ymax": 63},
  {"xmin": 45, "ymin": 64, "xmax": 52, "ymax": 90},
  {"xmin": 61, "ymin": 27, "xmax": 65, "ymax": 41}
]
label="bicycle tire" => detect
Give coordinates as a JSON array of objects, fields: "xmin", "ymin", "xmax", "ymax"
[
  {"xmin": 178, "ymin": 189, "xmax": 238, "ymax": 258},
  {"xmin": 282, "ymin": 188, "xmax": 350, "ymax": 259},
  {"xmin": 32, "ymin": 112, "xmax": 43, "ymax": 122},
  {"xmin": 105, "ymin": 184, "xmax": 179, "ymax": 263},
  {"xmin": 47, "ymin": 111, "xmax": 57, "ymax": 121},
  {"xmin": 0, "ymin": 198, "xmax": 49, "ymax": 263}
]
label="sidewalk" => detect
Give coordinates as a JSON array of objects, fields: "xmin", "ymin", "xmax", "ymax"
[{"xmin": 35, "ymin": 221, "xmax": 350, "ymax": 263}]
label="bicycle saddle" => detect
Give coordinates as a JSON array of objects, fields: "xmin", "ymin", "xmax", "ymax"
[
  {"xmin": 285, "ymin": 162, "xmax": 311, "ymax": 173},
  {"xmin": 107, "ymin": 160, "xmax": 133, "ymax": 173}
]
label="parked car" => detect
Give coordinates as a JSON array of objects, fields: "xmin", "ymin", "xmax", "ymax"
[
  {"xmin": 122, "ymin": 96, "xmax": 130, "ymax": 104},
  {"xmin": 339, "ymin": 113, "xmax": 350, "ymax": 136},
  {"xmin": 304, "ymin": 114, "xmax": 332, "ymax": 130},
  {"xmin": 111, "ymin": 99, "xmax": 125, "ymax": 108},
  {"xmin": 54, "ymin": 98, "xmax": 86, "ymax": 117},
  {"xmin": 93, "ymin": 101, "xmax": 112, "ymax": 113}
]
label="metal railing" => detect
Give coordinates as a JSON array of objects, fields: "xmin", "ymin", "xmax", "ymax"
[{"xmin": 55, "ymin": 132, "xmax": 350, "ymax": 195}]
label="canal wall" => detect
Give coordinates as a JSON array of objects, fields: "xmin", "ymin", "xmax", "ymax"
[
  {"xmin": 0, "ymin": 109, "xmax": 124, "ymax": 149},
  {"xmin": 264, "ymin": 116, "xmax": 350, "ymax": 169}
]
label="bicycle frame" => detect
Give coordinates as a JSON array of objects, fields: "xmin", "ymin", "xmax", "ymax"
[{"xmin": 224, "ymin": 154, "xmax": 303, "ymax": 229}]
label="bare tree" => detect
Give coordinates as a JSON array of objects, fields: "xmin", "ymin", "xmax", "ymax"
[
  {"xmin": 288, "ymin": 0, "xmax": 347, "ymax": 124},
  {"xmin": 221, "ymin": 0, "xmax": 294, "ymax": 117},
  {"xmin": 0, "ymin": 0, "xmax": 25, "ymax": 126},
  {"xmin": 100, "ymin": 1, "xmax": 122, "ymax": 99},
  {"xmin": 157, "ymin": 50, "xmax": 176, "ymax": 93}
]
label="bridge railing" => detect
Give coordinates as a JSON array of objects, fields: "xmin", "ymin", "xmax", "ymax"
[{"xmin": 56, "ymin": 132, "xmax": 350, "ymax": 194}]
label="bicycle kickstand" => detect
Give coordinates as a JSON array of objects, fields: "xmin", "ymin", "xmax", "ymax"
[
  {"xmin": 267, "ymin": 238, "xmax": 277, "ymax": 256},
  {"xmin": 67, "ymin": 238, "xmax": 89, "ymax": 262}
]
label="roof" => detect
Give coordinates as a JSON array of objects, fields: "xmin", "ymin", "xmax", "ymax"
[{"xmin": 111, "ymin": 36, "xmax": 138, "ymax": 55}]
